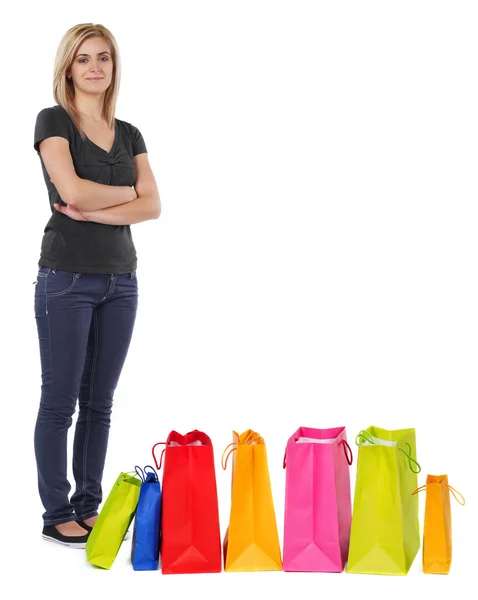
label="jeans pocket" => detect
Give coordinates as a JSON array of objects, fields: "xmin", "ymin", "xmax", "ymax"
[{"xmin": 46, "ymin": 270, "xmax": 81, "ymax": 297}]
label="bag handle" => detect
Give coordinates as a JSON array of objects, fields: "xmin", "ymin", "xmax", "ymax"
[
  {"xmin": 449, "ymin": 486, "xmax": 466, "ymax": 505},
  {"xmin": 398, "ymin": 442, "xmax": 421, "ymax": 474},
  {"xmin": 283, "ymin": 438, "xmax": 353, "ymax": 468},
  {"xmin": 355, "ymin": 430, "xmax": 375, "ymax": 446},
  {"xmin": 135, "ymin": 465, "xmax": 145, "ymax": 482},
  {"xmin": 116, "ymin": 470, "xmax": 141, "ymax": 486},
  {"xmin": 152, "ymin": 442, "xmax": 167, "ymax": 470},
  {"xmin": 222, "ymin": 434, "xmax": 265, "ymax": 470},
  {"xmin": 412, "ymin": 483, "xmax": 465, "ymax": 505},
  {"xmin": 143, "ymin": 465, "xmax": 159, "ymax": 482},
  {"xmin": 135, "ymin": 464, "xmax": 159, "ymax": 483},
  {"xmin": 221, "ymin": 442, "xmax": 237, "ymax": 470},
  {"xmin": 340, "ymin": 439, "xmax": 353, "ymax": 465},
  {"xmin": 355, "ymin": 431, "xmax": 421, "ymax": 473}
]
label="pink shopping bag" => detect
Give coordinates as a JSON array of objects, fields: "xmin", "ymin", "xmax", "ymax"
[{"xmin": 283, "ymin": 426, "xmax": 353, "ymax": 572}]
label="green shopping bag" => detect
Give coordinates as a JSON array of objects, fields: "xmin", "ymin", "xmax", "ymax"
[
  {"xmin": 86, "ymin": 471, "xmax": 142, "ymax": 569},
  {"xmin": 346, "ymin": 426, "xmax": 421, "ymax": 575}
]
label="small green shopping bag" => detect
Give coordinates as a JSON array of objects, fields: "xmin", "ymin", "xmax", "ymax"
[{"xmin": 86, "ymin": 471, "xmax": 142, "ymax": 569}]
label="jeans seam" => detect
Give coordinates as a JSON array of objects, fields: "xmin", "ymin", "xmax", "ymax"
[
  {"xmin": 44, "ymin": 515, "xmax": 78, "ymax": 527},
  {"xmin": 44, "ymin": 298, "xmax": 74, "ymax": 524},
  {"xmin": 75, "ymin": 509, "xmax": 98, "ymax": 521},
  {"xmin": 80, "ymin": 309, "xmax": 99, "ymax": 517}
]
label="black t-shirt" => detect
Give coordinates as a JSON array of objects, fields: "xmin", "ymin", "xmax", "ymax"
[{"xmin": 33, "ymin": 104, "xmax": 147, "ymax": 274}]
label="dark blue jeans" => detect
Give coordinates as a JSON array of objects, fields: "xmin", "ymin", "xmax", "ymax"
[{"xmin": 33, "ymin": 265, "xmax": 138, "ymax": 526}]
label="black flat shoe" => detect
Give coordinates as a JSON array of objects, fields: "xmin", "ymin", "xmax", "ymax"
[
  {"xmin": 42, "ymin": 524, "xmax": 90, "ymax": 548},
  {"xmin": 76, "ymin": 519, "xmax": 93, "ymax": 532}
]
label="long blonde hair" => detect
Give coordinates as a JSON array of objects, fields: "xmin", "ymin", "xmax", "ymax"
[{"xmin": 53, "ymin": 23, "xmax": 120, "ymax": 136}]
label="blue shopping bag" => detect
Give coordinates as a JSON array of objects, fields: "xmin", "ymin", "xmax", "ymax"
[{"xmin": 131, "ymin": 465, "xmax": 162, "ymax": 571}]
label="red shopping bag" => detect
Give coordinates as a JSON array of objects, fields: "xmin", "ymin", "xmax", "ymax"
[{"xmin": 153, "ymin": 430, "xmax": 222, "ymax": 574}]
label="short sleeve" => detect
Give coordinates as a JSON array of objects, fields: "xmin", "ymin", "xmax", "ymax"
[
  {"xmin": 34, "ymin": 107, "xmax": 70, "ymax": 153},
  {"xmin": 131, "ymin": 124, "xmax": 147, "ymax": 156}
]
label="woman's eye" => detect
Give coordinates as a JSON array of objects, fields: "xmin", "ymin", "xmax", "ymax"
[{"xmin": 78, "ymin": 57, "xmax": 109, "ymax": 63}]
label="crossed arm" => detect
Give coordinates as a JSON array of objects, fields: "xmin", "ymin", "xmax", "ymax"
[{"xmin": 38, "ymin": 137, "xmax": 161, "ymax": 225}]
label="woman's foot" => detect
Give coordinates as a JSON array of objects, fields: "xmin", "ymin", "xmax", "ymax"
[
  {"xmin": 76, "ymin": 515, "xmax": 98, "ymax": 532},
  {"xmin": 42, "ymin": 521, "xmax": 90, "ymax": 548},
  {"xmin": 83, "ymin": 515, "xmax": 98, "ymax": 528}
]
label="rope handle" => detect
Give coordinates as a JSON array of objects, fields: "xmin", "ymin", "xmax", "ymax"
[
  {"xmin": 340, "ymin": 439, "xmax": 353, "ymax": 465},
  {"xmin": 143, "ymin": 465, "xmax": 159, "ymax": 482},
  {"xmin": 222, "ymin": 434, "xmax": 265, "ymax": 470},
  {"xmin": 412, "ymin": 483, "xmax": 465, "ymax": 505},
  {"xmin": 411, "ymin": 484, "xmax": 427, "ymax": 496},
  {"xmin": 398, "ymin": 442, "xmax": 421, "ymax": 474},
  {"xmin": 152, "ymin": 442, "xmax": 167, "ymax": 470},
  {"xmin": 355, "ymin": 430, "xmax": 375, "ymax": 446},
  {"xmin": 449, "ymin": 486, "xmax": 466, "ymax": 505},
  {"xmin": 283, "ymin": 438, "xmax": 353, "ymax": 468},
  {"xmin": 134, "ymin": 465, "xmax": 145, "ymax": 482},
  {"xmin": 221, "ymin": 442, "xmax": 237, "ymax": 470},
  {"xmin": 355, "ymin": 431, "xmax": 421, "ymax": 473},
  {"xmin": 116, "ymin": 470, "xmax": 141, "ymax": 486}
]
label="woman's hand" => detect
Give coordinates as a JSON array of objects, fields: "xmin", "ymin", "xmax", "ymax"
[{"xmin": 53, "ymin": 203, "xmax": 89, "ymax": 222}]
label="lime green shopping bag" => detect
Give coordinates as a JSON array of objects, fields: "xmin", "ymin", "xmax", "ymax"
[
  {"xmin": 86, "ymin": 472, "xmax": 142, "ymax": 569},
  {"xmin": 346, "ymin": 426, "xmax": 421, "ymax": 575}
]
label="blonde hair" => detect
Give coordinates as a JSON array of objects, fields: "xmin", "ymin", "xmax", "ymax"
[{"xmin": 53, "ymin": 23, "xmax": 120, "ymax": 136}]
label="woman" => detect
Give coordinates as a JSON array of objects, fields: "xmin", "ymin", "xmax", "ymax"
[{"xmin": 33, "ymin": 23, "xmax": 160, "ymax": 548}]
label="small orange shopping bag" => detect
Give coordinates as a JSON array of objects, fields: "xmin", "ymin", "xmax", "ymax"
[{"xmin": 412, "ymin": 474, "xmax": 465, "ymax": 574}]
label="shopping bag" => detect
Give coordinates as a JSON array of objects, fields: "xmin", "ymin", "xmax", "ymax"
[
  {"xmin": 131, "ymin": 465, "xmax": 162, "ymax": 571},
  {"xmin": 86, "ymin": 471, "xmax": 142, "ymax": 569},
  {"xmin": 346, "ymin": 426, "xmax": 421, "ymax": 575},
  {"xmin": 412, "ymin": 475, "xmax": 465, "ymax": 574},
  {"xmin": 283, "ymin": 426, "xmax": 353, "ymax": 572},
  {"xmin": 222, "ymin": 429, "xmax": 282, "ymax": 572},
  {"xmin": 153, "ymin": 430, "xmax": 221, "ymax": 574}
]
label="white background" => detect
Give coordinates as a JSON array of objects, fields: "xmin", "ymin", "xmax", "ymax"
[{"xmin": 1, "ymin": 0, "xmax": 476, "ymax": 597}]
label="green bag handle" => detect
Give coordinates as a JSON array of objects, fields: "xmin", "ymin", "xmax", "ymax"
[
  {"xmin": 355, "ymin": 431, "xmax": 421, "ymax": 473},
  {"xmin": 116, "ymin": 470, "xmax": 141, "ymax": 486},
  {"xmin": 398, "ymin": 442, "xmax": 421, "ymax": 474},
  {"xmin": 355, "ymin": 430, "xmax": 375, "ymax": 446}
]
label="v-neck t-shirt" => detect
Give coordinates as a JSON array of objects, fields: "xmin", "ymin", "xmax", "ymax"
[{"xmin": 33, "ymin": 104, "xmax": 147, "ymax": 274}]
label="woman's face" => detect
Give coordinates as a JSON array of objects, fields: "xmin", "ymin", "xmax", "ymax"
[{"xmin": 68, "ymin": 36, "xmax": 114, "ymax": 97}]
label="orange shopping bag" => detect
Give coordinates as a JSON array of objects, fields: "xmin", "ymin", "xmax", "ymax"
[
  {"xmin": 412, "ymin": 474, "xmax": 465, "ymax": 574},
  {"xmin": 222, "ymin": 430, "xmax": 282, "ymax": 572}
]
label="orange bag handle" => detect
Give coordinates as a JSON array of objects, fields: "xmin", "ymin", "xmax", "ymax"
[
  {"xmin": 222, "ymin": 434, "xmax": 265, "ymax": 470},
  {"xmin": 411, "ymin": 483, "xmax": 465, "ymax": 505},
  {"xmin": 449, "ymin": 486, "xmax": 466, "ymax": 505},
  {"xmin": 221, "ymin": 442, "xmax": 237, "ymax": 470}
]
